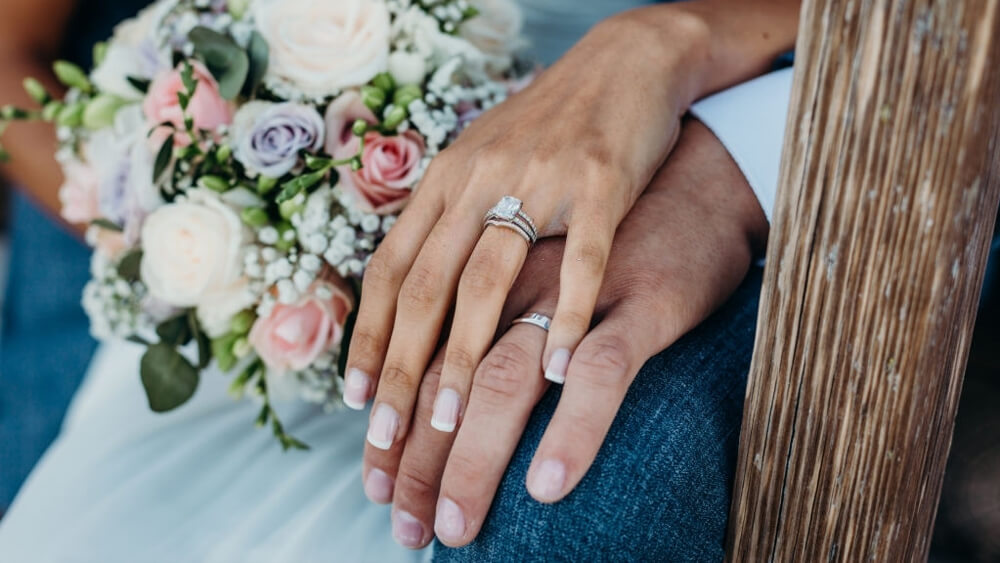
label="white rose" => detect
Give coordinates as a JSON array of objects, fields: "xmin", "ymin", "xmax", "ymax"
[
  {"xmin": 253, "ymin": 0, "xmax": 391, "ymax": 98},
  {"xmin": 461, "ymin": 0, "xmax": 524, "ymax": 58},
  {"xmin": 91, "ymin": 2, "xmax": 172, "ymax": 100},
  {"xmin": 387, "ymin": 51, "xmax": 428, "ymax": 86},
  {"xmin": 196, "ymin": 278, "xmax": 258, "ymax": 338},
  {"xmin": 140, "ymin": 189, "xmax": 248, "ymax": 308}
]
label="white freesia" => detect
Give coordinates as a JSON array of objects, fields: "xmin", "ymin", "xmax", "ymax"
[
  {"xmin": 197, "ymin": 279, "xmax": 259, "ymax": 338},
  {"xmin": 91, "ymin": 2, "xmax": 172, "ymax": 100},
  {"xmin": 387, "ymin": 51, "xmax": 427, "ymax": 86},
  {"xmin": 141, "ymin": 189, "xmax": 249, "ymax": 308},
  {"xmin": 253, "ymin": 0, "xmax": 391, "ymax": 99},
  {"xmin": 461, "ymin": 0, "xmax": 524, "ymax": 59}
]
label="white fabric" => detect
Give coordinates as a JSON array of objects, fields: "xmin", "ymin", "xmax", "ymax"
[
  {"xmin": 0, "ymin": 1, "xmax": 794, "ymax": 561},
  {"xmin": 690, "ymin": 68, "xmax": 795, "ymax": 221}
]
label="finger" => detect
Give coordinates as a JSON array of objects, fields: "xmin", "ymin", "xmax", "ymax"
[
  {"xmin": 526, "ymin": 301, "xmax": 664, "ymax": 503},
  {"xmin": 343, "ymin": 194, "xmax": 442, "ymax": 410},
  {"xmin": 542, "ymin": 212, "xmax": 615, "ymax": 384},
  {"xmin": 429, "ymin": 226, "xmax": 529, "ymax": 434},
  {"xmin": 388, "ymin": 347, "xmax": 452, "ymax": 549},
  {"xmin": 363, "ymin": 346, "xmax": 446, "ymax": 508},
  {"xmin": 364, "ymin": 209, "xmax": 482, "ymax": 454},
  {"xmin": 434, "ymin": 321, "xmax": 551, "ymax": 547}
]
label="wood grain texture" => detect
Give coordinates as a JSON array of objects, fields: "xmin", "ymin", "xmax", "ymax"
[{"xmin": 726, "ymin": 0, "xmax": 1000, "ymax": 560}]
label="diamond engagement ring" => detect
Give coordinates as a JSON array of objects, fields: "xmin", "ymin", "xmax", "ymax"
[
  {"xmin": 484, "ymin": 196, "xmax": 538, "ymax": 245},
  {"xmin": 512, "ymin": 312, "xmax": 552, "ymax": 332}
]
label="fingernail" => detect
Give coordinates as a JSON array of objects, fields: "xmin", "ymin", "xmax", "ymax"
[
  {"xmin": 434, "ymin": 497, "xmax": 466, "ymax": 543},
  {"xmin": 343, "ymin": 368, "xmax": 372, "ymax": 410},
  {"xmin": 430, "ymin": 388, "xmax": 461, "ymax": 433},
  {"xmin": 392, "ymin": 510, "xmax": 426, "ymax": 548},
  {"xmin": 544, "ymin": 349, "xmax": 570, "ymax": 384},
  {"xmin": 366, "ymin": 403, "xmax": 399, "ymax": 450},
  {"xmin": 527, "ymin": 459, "xmax": 566, "ymax": 502},
  {"xmin": 364, "ymin": 468, "xmax": 394, "ymax": 504}
]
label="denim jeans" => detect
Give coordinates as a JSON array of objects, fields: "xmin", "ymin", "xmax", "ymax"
[{"xmin": 434, "ymin": 267, "xmax": 762, "ymax": 562}]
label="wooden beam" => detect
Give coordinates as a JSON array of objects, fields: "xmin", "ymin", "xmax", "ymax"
[{"xmin": 726, "ymin": 0, "xmax": 1000, "ymax": 560}]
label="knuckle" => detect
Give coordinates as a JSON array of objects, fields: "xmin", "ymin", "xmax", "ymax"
[
  {"xmin": 395, "ymin": 465, "xmax": 439, "ymax": 502},
  {"xmin": 363, "ymin": 250, "xmax": 403, "ymax": 292},
  {"xmin": 445, "ymin": 448, "xmax": 488, "ymax": 487},
  {"xmin": 348, "ymin": 328, "xmax": 383, "ymax": 360},
  {"xmin": 574, "ymin": 337, "xmax": 632, "ymax": 387},
  {"xmin": 556, "ymin": 309, "xmax": 593, "ymax": 334},
  {"xmin": 474, "ymin": 341, "xmax": 536, "ymax": 403},
  {"xmin": 381, "ymin": 362, "xmax": 420, "ymax": 389},
  {"xmin": 460, "ymin": 257, "xmax": 503, "ymax": 298},
  {"xmin": 568, "ymin": 237, "xmax": 610, "ymax": 279},
  {"xmin": 445, "ymin": 346, "xmax": 479, "ymax": 376},
  {"xmin": 399, "ymin": 264, "xmax": 444, "ymax": 311}
]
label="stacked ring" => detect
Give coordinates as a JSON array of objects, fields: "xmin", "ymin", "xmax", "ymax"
[{"xmin": 483, "ymin": 196, "xmax": 538, "ymax": 245}]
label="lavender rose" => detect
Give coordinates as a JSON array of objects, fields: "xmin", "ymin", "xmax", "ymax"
[{"xmin": 232, "ymin": 101, "xmax": 326, "ymax": 178}]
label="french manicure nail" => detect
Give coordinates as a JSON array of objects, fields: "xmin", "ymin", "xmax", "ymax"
[
  {"xmin": 430, "ymin": 388, "xmax": 461, "ymax": 432},
  {"xmin": 392, "ymin": 510, "xmax": 425, "ymax": 548},
  {"xmin": 434, "ymin": 497, "xmax": 466, "ymax": 543},
  {"xmin": 528, "ymin": 459, "xmax": 566, "ymax": 501},
  {"xmin": 343, "ymin": 368, "xmax": 372, "ymax": 410},
  {"xmin": 366, "ymin": 403, "xmax": 399, "ymax": 450},
  {"xmin": 364, "ymin": 468, "xmax": 394, "ymax": 504},
  {"xmin": 544, "ymin": 348, "xmax": 570, "ymax": 384}
]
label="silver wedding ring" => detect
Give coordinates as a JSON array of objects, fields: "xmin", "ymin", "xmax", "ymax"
[
  {"xmin": 484, "ymin": 196, "xmax": 538, "ymax": 245},
  {"xmin": 512, "ymin": 312, "xmax": 552, "ymax": 332}
]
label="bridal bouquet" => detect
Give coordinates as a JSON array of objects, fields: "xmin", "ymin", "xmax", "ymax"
[{"xmin": 0, "ymin": 0, "xmax": 529, "ymax": 448}]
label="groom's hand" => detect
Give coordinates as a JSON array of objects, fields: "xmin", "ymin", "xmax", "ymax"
[{"xmin": 367, "ymin": 120, "xmax": 768, "ymax": 548}]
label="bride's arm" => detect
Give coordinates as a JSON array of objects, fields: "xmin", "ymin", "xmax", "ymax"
[{"xmin": 0, "ymin": 0, "xmax": 77, "ymax": 225}]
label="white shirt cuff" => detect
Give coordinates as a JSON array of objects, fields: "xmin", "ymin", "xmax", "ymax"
[{"xmin": 689, "ymin": 67, "xmax": 794, "ymax": 222}]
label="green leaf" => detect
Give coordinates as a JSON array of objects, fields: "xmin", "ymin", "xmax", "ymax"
[
  {"xmin": 157, "ymin": 315, "xmax": 193, "ymax": 347},
  {"xmin": 212, "ymin": 332, "xmax": 240, "ymax": 372},
  {"xmin": 275, "ymin": 169, "xmax": 327, "ymax": 204},
  {"xmin": 243, "ymin": 31, "xmax": 270, "ymax": 97},
  {"xmin": 140, "ymin": 344, "xmax": 199, "ymax": 412},
  {"xmin": 91, "ymin": 218, "xmax": 123, "ymax": 232},
  {"xmin": 188, "ymin": 27, "xmax": 250, "ymax": 100},
  {"xmin": 153, "ymin": 134, "xmax": 174, "ymax": 182},
  {"xmin": 117, "ymin": 249, "xmax": 143, "ymax": 282},
  {"xmin": 188, "ymin": 311, "xmax": 212, "ymax": 369},
  {"xmin": 180, "ymin": 61, "xmax": 197, "ymax": 94},
  {"xmin": 126, "ymin": 76, "xmax": 151, "ymax": 94}
]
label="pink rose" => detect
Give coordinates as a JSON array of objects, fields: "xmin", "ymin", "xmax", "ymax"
[
  {"xmin": 323, "ymin": 91, "xmax": 377, "ymax": 160},
  {"xmin": 143, "ymin": 62, "xmax": 233, "ymax": 147},
  {"xmin": 86, "ymin": 226, "xmax": 128, "ymax": 259},
  {"xmin": 59, "ymin": 160, "xmax": 101, "ymax": 224},
  {"xmin": 249, "ymin": 278, "xmax": 354, "ymax": 374},
  {"xmin": 340, "ymin": 131, "xmax": 425, "ymax": 215}
]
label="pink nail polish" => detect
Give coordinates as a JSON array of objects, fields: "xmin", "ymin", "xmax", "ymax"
[
  {"xmin": 430, "ymin": 388, "xmax": 461, "ymax": 432},
  {"xmin": 435, "ymin": 497, "xmax": 466, "ymax": 543},
  {"xmin": 364, "ymin": 468, "xmax": 394, "ymax": 504},
  {"xmin": 343, "ymin": 368, "xmax": 372, "ymax": 410},
  {"xmin": 544, "ymin": 349, "xmax": 570, "ymax": 384},
  {"xmin": 366, "ymin": 403, "xmax": 399, "ymax": 450},
  {"xmin": 392, "ymin": 510, "xmax": 425, "ymax": 548},
  {"xmin": 528, "ymin": 459, "xmax": 566, "ymax": 501}
]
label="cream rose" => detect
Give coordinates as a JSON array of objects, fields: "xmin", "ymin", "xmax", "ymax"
[
  {"xmin": 253, "ymin": 0, "xmax": 391, "ymax": 99},
  {"xmin": 140, "ymin": 189, "xmax": 247, "ymax": 308}
]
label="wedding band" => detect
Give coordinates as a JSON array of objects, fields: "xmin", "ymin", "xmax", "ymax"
[
  {"xmin": 484, "ymin": 196, "xmax": 538, "ymax": 245},
  {"xmin": 512, "ymin": 312, "xmax": 552, "ymax": 332}
]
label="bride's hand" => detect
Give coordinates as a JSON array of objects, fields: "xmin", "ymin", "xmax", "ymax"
[
  {"xmin": 371, "ymin": 120, "xmax": 768, "ymax": 548},
  {"xmin": 346, "ymin": 8, "xmax": 714, "ymax": 461}
]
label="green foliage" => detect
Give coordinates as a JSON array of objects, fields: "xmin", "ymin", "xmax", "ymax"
[
  {"xmin": 140, "ymin": 343, "xmax": 199, "ymax": 412},
  {"xmin": 243, "ymin": 31, "xmax": 270, "ymax": 97},
  {"xmin": 52, "ymin": 60, "xmax": 91, "ymax": 92},
  {"xmin": 91, "ymin": 218, "xmax": 123, "ymax": 232},
  {"xmin": 188, "ymin": 27, "xmax": 250, "ymax": 100},
  {"xmin": 126, "ymin": 76, "xmax": 151, "ymax": 94},
  {"xmin": 153, "ymin": 134, "xmax": 175, "ymax": 182},
  {"xmin": 116, "ymin": 249, "xmax": 143, "ymax": 282}
]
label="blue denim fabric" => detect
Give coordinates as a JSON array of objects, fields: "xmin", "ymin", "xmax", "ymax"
[
  {"xmin": 434, "ymin": 267, "xmax": 762, "ymax": 562},
  {"xmin": 0, "ymin": 193, "xmax": 97, "ymax": 509}
]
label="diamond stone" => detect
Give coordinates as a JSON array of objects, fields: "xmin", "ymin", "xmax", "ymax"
[{"xmin": 493, "ymin": 196, "xmax": 522, "ymax": 220}]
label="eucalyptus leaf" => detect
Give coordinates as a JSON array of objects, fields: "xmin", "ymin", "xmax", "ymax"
[
  {"xmin": 188, "ymin": 26, "xmax": 250, "ymax": 100},
  {"xmin": 153, "ymin": 134, "xmax": 174, "ymax": 182},
  {"xmin": 157, "ymin": 315, "xmax": 193, "ymax": 347},
  {"xmin": 243, "ymin": 31, "xmax": 270, "ymax": 97},
  {"xmin": 117, "ymin": 250, "xmax": 143, "ymax": 282},
  {"xmin": 140, "ymin": 344, "xmax": 199, "ymax": 412},
  {"xmin": 126, "ymin": 76, "xmax": 151, "ymax": 94}
]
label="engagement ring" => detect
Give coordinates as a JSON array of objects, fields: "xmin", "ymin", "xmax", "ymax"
[{"xmin": 484, "ymin": 196, "xmax": 538, "ymax": 245}]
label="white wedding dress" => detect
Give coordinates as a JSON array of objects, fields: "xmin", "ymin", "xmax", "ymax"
[
  {"xmin": 0, "ymin": 1, "xmax": 794, "ymax": 560},
  {"xmin": 0, "ymin": 2, "xmax": 659, "ymax": 562}
]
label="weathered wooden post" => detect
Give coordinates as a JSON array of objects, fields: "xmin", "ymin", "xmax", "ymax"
[{"xmin": 726, "ymin": 0, "xmax": 1000, "ymax": 560}]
